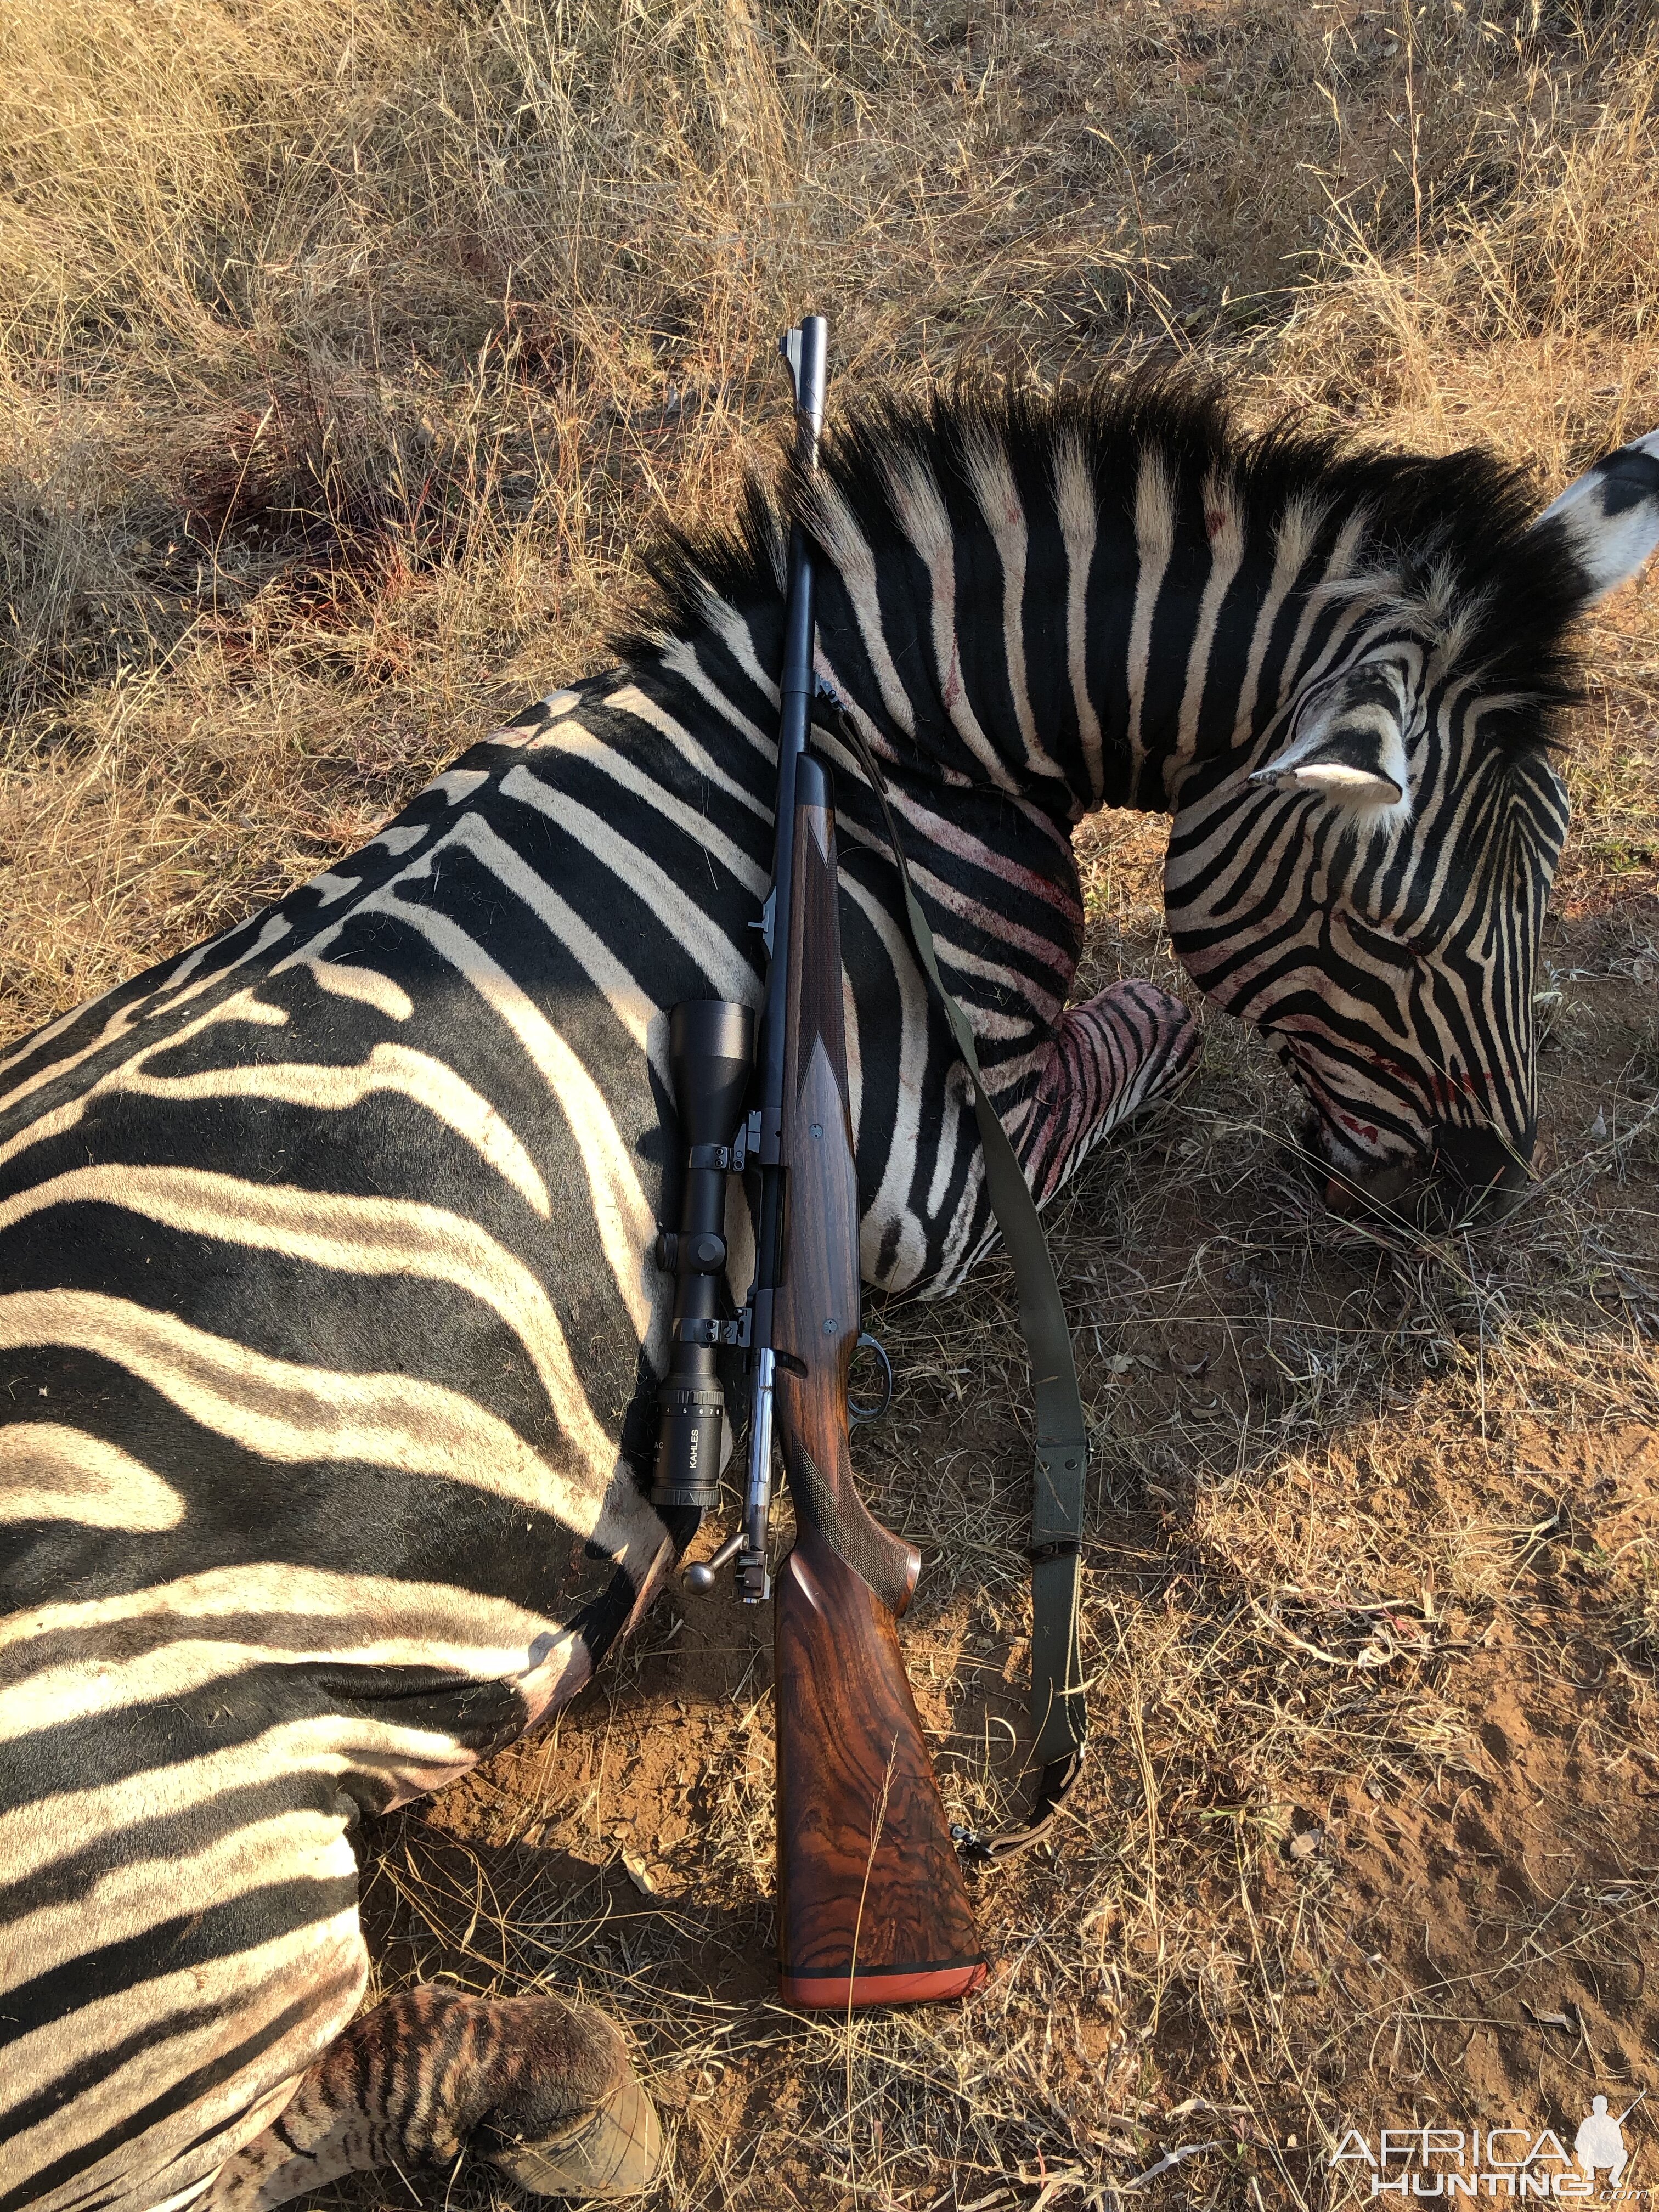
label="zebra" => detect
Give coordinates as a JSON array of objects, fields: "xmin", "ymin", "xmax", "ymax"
[{"xmin": 3, "ymin": 374, "xmax": 1656, "ymax": 2212}]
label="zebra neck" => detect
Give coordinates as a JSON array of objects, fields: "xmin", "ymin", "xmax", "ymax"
[
  {"xmin": 658, "ymin": 447, "xmax": 1383, "ymax": 837},
  {"xmin": 803, "ymin": 455, "xmax": 1368, "ymax": 826}
]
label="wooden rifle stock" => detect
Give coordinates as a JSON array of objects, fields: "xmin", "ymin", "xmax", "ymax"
[{"xmin": 771, "ymin": 753, "xmax": 987, "ymax": 2008}]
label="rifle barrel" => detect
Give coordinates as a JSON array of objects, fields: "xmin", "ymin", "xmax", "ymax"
[
  {"xmin": 738, "ymin": 314, "xmax": 829, "ymax": 1604},
  {"xmin": 755, "ymin": 313, "xmax": 828, "ymax": 1158}
]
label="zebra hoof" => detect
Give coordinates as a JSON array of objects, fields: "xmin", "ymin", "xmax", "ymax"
[{"xmin": 482, "ymin": 2070, "xmax": 663, "ymax": 2199}]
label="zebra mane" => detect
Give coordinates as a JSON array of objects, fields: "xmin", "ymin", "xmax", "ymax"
[{"xmin": 620, "ymin": 370, "xmax": 1587, "ymax": 754}]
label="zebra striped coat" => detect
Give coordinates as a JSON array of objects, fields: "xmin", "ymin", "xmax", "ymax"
[{"xmin": 3, "ymin": 377, "xmax": 1655, "ymax": 2211}]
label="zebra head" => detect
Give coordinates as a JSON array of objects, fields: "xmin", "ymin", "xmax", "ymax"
[{"xmin": 1164, "ymin": 428, "xmax": 1659, "ymax": 1224}]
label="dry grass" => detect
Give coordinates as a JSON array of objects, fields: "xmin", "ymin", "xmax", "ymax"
[{"xmin": 4, "ymin": 0, "xmax": 1659, "ymax": 2205}]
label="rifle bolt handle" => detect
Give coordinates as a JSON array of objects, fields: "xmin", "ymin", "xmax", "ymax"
[{"xmin": 684, "ymin": 1529, "xmax": 745, "ymax": 1594}]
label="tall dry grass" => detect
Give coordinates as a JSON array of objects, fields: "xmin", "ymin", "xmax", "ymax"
[
  {"xmin": 3, "ymin": 2, "xmax": 1659, "ymax": 2207},
  {"xmin": 5, "ymin": 0, "xmax": 1656, "ymax": 1024}
]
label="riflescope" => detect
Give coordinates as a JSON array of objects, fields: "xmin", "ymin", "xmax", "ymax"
[{"xmin": 650, "ymin": 999, "xmax": 754, "ymax": 1514}]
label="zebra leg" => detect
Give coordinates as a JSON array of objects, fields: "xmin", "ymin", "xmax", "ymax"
[
  {"xmin": 1019, "ymin": 979, "xmax": 1197, "ymax": 1204},
  {"xmin": 206, "ymin": 1984, "xmax": 661, "ymax": 2207}
]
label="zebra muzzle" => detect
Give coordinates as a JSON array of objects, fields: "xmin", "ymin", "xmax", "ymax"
[{"xmin": 1321, "ymin": 1126, "xmax": 1530, "ymax": 1228}]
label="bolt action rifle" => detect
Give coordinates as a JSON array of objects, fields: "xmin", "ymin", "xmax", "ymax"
[{"xmin": 650, "ymin": 314, "xmax": 1090, "ymax": 2008}]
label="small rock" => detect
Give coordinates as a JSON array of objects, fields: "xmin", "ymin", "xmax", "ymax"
[
  {"xmin": 621, "ymin": 1850, "xmax": 658, "ymax": 1896},
  {"xmin": 1288, "ymin": 1829, "xmax": 1322, "ymax": 1863}
]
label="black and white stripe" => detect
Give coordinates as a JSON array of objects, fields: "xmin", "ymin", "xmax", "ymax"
[{"xmin": 5, "ymin": 375, "xmax": 1654, "ymax": 2211}]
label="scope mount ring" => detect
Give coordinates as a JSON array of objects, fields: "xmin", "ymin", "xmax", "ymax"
[{"xmin": 848, "ymin": 1330, "xmax": 894, "ymax": 1425}]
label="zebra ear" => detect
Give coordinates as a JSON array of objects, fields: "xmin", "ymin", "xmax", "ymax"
[
  {"xmin": 1533, "ymin": 428, "xmax": 1659, "ymax": 602},
  {"xmin": 1251, "ymin": 670, "xmax": 1410, "ymax": 816}
]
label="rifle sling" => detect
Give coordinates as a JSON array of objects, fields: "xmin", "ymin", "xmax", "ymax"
[{"xmin": 826, "ymin": 712, "xmax": 1087, "ymax": 1861}]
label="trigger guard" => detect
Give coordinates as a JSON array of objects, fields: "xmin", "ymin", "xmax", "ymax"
[{"xmin": 847, "ymin": 1331, "xmax": 894, "ymax": 1425}]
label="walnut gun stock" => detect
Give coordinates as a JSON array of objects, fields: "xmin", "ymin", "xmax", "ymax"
[{"xmin": 771, "ymin": 752, "xmax": 987, "ymax": 2008}]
